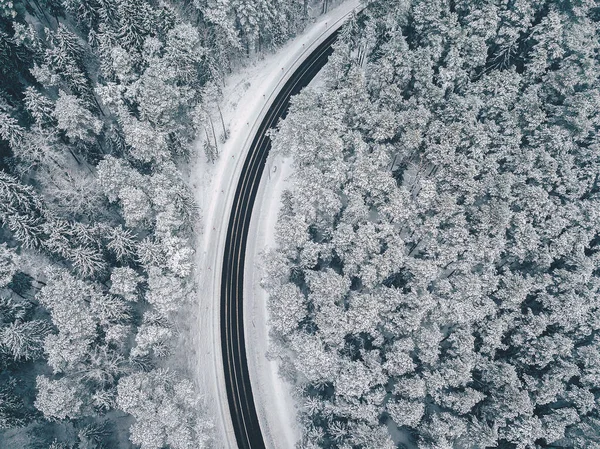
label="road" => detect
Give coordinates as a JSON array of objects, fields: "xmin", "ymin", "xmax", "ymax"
[{"xmin": 220, "ymin": 28, "xmax": 341, "ymax": 449}]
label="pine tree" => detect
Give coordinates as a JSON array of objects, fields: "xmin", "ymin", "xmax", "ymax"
[
  {"xmin": 23, "ymin": 86, "xmax": 55, "ymax": 127},
  {"xmin": 0, "ymin": 110, "xmax": 23, "ymax": 149},
  {"xmin": 0, "ymin": 319, "xmax": 52, "ymax": 361}
]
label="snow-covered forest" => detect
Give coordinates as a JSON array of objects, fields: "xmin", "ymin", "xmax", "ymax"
[
  {"xmin": 265, "ymin": 0, "xmax": 600, "ymax": 448},
  {"xmin": 0, "ymin": 0, "xmax": 335, "ymax": 447}
]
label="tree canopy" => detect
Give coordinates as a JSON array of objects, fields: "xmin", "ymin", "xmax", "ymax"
[{"xmin": 265, "ymin": 1, "xmax": 600, "ymax": 448}]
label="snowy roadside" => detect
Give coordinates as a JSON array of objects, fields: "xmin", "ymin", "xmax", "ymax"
[
  {"xmin": 244, "ymin": 153, "xmax": 296, "ymax": 448},
  {"xmin": 178, "ymin": 2, "xmax": 362, "ymax": 448}
]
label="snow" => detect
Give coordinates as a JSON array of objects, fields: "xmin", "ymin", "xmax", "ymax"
[
  {"xmin": 176, "ymin": 1, "xmax": 362, "ymax": 448},
  {"xmin": 244, "ymin": 153, "xmax": 297, "ymax": 447}
]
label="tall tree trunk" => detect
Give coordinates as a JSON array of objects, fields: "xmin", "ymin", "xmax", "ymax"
[
  {"xmin": 390, "ymin": 154, "xmax": 399, "ymax": 171},
  {"xmin": 69, "ymin": 148, "xmax": 82, "ymax": 165},
  {"xmin": 91, "ymin": 94, "xmax": 106, "ymax": 117},
  {"xmin": 217, "ymin": 104, "xmax": 227, "ymax": 139},
  {"xmin": 29, "ymin": 0, "xmax": 52, "ymax": 28},
  {"xmin": 208, "ymin": 116, "xmax": 219, "ymax": 157}
]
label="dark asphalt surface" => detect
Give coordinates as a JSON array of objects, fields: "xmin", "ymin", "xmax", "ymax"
[{"xmin": 220, "ymin": 29, "xmax": 341, "ymax": 449}]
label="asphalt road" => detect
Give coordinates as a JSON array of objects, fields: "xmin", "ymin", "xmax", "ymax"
[{"xmin": 220, "ymin": 29, "xmax": 341, "ymax": 449}]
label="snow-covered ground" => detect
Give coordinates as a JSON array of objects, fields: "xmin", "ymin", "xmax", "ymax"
[{"xmin": 176, "ymin": 2, "xmax": 362, "ymax": 448}]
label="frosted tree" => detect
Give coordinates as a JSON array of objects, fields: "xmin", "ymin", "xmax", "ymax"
[
  {"xmin": 109, "ymin": 267, "xmax": 142, "ymax": 301},
  {"xmin": 162, "ymin": 23, "xmax": 205, "ymax": 85},
  {"xmin": 116, "ymin": 0, "xmax": 158, "ymax": 51},
  {"xmin": 79, "ymin": 345, "xmax": 127, "ymax": 387},
  {"xmin": 44, "ymin": 332, "xmax": 91, "ymax": 374},
  {"xmin": 52, "ymin": 91, "xmax": 103, "ymax": 144},
  {"xmin": 145, "ymin": 267, "xmax": 190, "ymax": 316},
  {"xmin": 0, "ymin": 243, "xmax": 18, "ymax": 288},
  {"xmin": 23, "ymin": 87, "xmax": 55, "ymax": 127},
  {"xmin": 0, "ymin": 110, "xmax": 24, "ymax": 149},
  {"xmin": 0, "ymin": 171, "xmax": 46, "ymax": 250},
  {"xmin": 34, "ymin": 376, "xmax": 83, "ymax": 421},
  {"xmin": 117, "ymin": 185, "xmax": 153, "ymax": 228},
  {"xmin": 89, "ymin": 293, "xmax": 130, "ymax": 328},
  {"xmin": 96, "ymin": 155, "xmax": 145, "ymax": 202},
  {"xmin": 148, "ymin": 162, "xmax": 197, "ymax": 233},
  {"xmin": 117, "ymin": 369, "xmax": 213, "ymax": 449},
  {"xmin": 40, "ymin": 170, "xmax": 103, "ymax": 219},
  {"xmin": 118, "ymin": 112, "xmax": 170, "ymax": 163},
  {"xmin": 43, "ymin": 25, "xmax": 93, "ymax": 99},
  {"xmin": 198, "ymin": 0, "xmax": 241, "ymax": 58},
  {"xmin": 66, "ymin": 244, "xmax": 106, "ymax": 278},
  {"xmin": 130, "ymin": 311, "xmax": 174, "ymax": 358},
  {"xmin": 36, "ymin": 267, "xmax": 132, "ymax": 371},
  {"xmin": 267, "ymin": 282, "xmax": 306, "ymax": 337},
  {"xmin": 0, "ymin": 320, "xmax": 52, "ymax": 361},
  {"xmin": 105, "ymin": 225, "xmax": 137, "ymax": 262}
]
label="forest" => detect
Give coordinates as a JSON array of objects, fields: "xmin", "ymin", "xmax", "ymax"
[
  {"xmin": 265, "ymin": 0, "xmax": 600, "ymax": 448},
  {"xmin": 0, "ymin": 0, "xmax": 332, "ymax": 447}
]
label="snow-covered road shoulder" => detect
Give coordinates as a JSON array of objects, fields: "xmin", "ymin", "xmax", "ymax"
[{"xmin": 244, "ymin": 152, "xmax": 297, "ymax": 448}]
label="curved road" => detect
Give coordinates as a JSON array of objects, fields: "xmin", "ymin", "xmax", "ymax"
[{"xmin": 220, "ymin": 28, "xmax": 341, "ymax": 449}]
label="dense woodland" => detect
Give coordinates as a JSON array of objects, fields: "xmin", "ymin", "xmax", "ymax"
[
  {"xmin": 266, "ymin": 0, "xmax": 600, "ymax": 448},
  {"xmin": 0, "ymin": 0, "xmax": 335, "ymax": 447}
]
